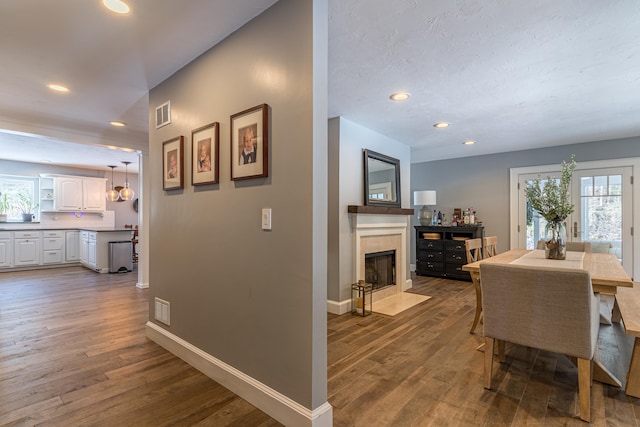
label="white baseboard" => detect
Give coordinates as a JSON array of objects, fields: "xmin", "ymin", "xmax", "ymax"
[
  {"xmin": 327, "ymin": 299, "xmax": 351, "ymax": 315},
  {"xmin": 146, "ymin": 322, "xmax": 333, "ymax": 427},
  {"xmin": 136, "ymin": 282, "xmax": 149, "ymax": 289},
  {"xmin": 403, "ymin": 278, "xmax": 413, "ymax": 291}
]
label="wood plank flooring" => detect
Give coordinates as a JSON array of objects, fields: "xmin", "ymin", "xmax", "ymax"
[{"xmin": 1, "ymin": 267, "xmax": 639, "ymax": 426}]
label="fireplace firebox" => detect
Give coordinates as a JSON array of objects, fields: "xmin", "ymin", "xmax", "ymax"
[{"xmin": 364, "ymin": 250, "xmax": 396, "ymax": 291}]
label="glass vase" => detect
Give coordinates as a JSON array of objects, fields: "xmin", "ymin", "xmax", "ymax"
[{"xmin": 544, "ymin": 220, "xmax": 567, "ymax": 260}]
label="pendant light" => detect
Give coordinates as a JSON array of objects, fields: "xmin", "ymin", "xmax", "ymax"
[
  {"xmin": 106, "ymin": 165, "xmax": 120, "ymax": 201},
  {"xmin": 119, "ymin": 161, "xmax": 135, "ymax": 201}
]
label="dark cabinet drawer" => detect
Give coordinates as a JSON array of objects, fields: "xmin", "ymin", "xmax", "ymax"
[
  {"xmin": 418, "ymin": 239, "xmax": 443, "ymax": 250},
  {"xmin": 444, "ymin": 240, "xmax": 467, "ymax": 252},
  {"xmin": 417, "ymin": 260, "xmax": 443, "ymax": 272},
  {"xmin": 418, "ymin": 250, "xmax": 443, "ymax": 262},
  {"xmin": 448, "ymin": 252, "xmax": 466, "ymax": 263},
  {"xmin": 445, "ymin": 263, "xmax": 469, "ymax": 276}
]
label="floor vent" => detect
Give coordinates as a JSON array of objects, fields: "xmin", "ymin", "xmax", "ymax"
[{"xmin": 155, "ymin": 101, "xmax": 171, "ymax": 129}]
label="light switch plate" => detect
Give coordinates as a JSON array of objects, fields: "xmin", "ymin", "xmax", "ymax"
[{"xmin": 262, "ymin": 208, "xmax": 272, "ymax": 230}]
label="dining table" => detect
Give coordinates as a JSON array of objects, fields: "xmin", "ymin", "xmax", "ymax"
[{"xmin": 462, "ymin": 248, "xmax": 634, "ymax": 388}]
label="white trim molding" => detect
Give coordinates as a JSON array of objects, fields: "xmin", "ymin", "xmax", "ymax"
[{"xmin": 146, "ymin": 322, "xmax": 333, "ymax": 427}]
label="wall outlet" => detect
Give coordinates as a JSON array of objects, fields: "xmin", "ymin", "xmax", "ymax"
[{"xmin": 154, "ymin": 297, "xmax": 170, "ymax": 326}]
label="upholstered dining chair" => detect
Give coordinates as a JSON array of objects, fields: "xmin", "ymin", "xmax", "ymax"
[
  {"xmin": 537, "ymin": 239, "xmax": 592, "ymax": 252},
  {"xmin": 480, "ymin": 263, "xmax": 600, "ymax": 422},
  {"xmin": 465, "ymin": 238, "xmax": 483, "ymax": 334},
  {"xmin": 483, "ymin": 236, "xmax": 498, "ymax": 258}
]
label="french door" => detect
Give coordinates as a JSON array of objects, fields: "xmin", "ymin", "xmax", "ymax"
[{"xmin": 515, "ymin": 164, "xmax": 633, "ymax": 277}]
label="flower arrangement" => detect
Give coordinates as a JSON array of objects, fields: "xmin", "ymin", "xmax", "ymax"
[
  {"xmin": 525, "ymin": 155, "xmax": 576, "ymax": 223},
  {"xmin": 525, "ymin": 155, "xmax": 576, "ymax": 259}
]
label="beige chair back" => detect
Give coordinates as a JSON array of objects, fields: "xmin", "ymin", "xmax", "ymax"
[
  {"xmin": 480, "ymin": 263, "xmax": 599, "ymax": 359},
  {"xmin": 483, "ymin": 236, "xmax": 498, "ymax": 258},
  {"xmin": 465, "ymin": 238, "xmax": 483, "ymax": 263}
]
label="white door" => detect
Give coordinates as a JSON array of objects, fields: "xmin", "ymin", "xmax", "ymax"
[
  {"xmin": 65, "ymin": 231, "xmax": 80, "ymax": 262},
  {"xmin": 571, "ymin": 167, "xmax": 633, "ymax": 275},
  {"xmin": 516, "ymin": 165, "xmax": 633, "ymax": 277}
]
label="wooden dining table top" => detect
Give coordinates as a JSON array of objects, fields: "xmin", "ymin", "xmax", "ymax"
[{"xmin": 462, "ymin": 249, "xmax": 633, "ymax": 294}]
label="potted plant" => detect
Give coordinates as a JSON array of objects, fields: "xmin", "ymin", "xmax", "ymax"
[
  {"xmin": 15, "ymin": 190, "xmax": 39, "ymax": 222},
  {"xmin": 0, "ymin": 192, "xmax": 8, "ymax": 222},
  {"xmin": 525, "ymin": 155, "xmax": 577, "ymax": 259}
]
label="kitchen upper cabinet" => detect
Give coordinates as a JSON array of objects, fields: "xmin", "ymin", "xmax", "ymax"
[
  {"xmin": 46, "ymin": 175, "xmax": 106, "ymax": 212},
  {"xmin": 82, "ymin": 179, "xmax": 106, "ymax": 211},
  {"xmin": 54, "ymin": 177, "xmax": 83, "ymax": 210}
]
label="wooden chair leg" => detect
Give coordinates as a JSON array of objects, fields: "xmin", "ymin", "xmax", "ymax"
[
  {"xmin": 470, "ymin": 277, "xmax": 483, "ymax": 334},
  {"xmin": 577, "ymin": 358, "xmax": 592, "ymax": 422},
  {"xmin": 484, "ymin": 337, "xmax": 494, "ymax": 389},
  {"xmin": 626, "ymin": 338, "xmax": 640, "ymax": 398}
]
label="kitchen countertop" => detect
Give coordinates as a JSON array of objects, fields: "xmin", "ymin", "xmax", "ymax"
[{"xmin": 0, "ymin": 226, "xmax": 132, "ymax": 232}]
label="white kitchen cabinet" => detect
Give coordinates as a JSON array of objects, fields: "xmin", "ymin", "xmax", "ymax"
[
  {"xmin": 0, "ymin": 232, "xmax": 12, "ymax": 268},
  {"xmin": 45, "ymin": 175, "xmax": 107, "ymax": 212},
  {"xmin": 80, "ymin": 231, "xmax": 89, "ymax": 264},
  {"xmin": 54, "ymin": 177, "xmax": 83, "ymax": 211},
  {"xmin": 42, "ymin": 230, "xmax": 64, "ymax": 264},
  {"xmin": 14, "ymin": 231, "xmax": 41, "ymax": 266},
  {"xmin": 65, "ymin": 231, "xmax": 80, "ymax": 262},
  {"xmin": 82, "ymin": 179, "xmax": 106, "ymax": 211},
  {"xmin": 88, "ymin": 232, "xmax": 97, "ymax": 268}
]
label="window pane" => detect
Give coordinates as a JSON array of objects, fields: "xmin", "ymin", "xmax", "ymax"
[
  {"xmin": 593, "ymin": 176, "xmax": 607, "ymax": 196},
  {"xmin": 580, "ymin": 177, "xmax": 592, "ymax": 197},
  {"xmin": 609, "ymin": 174, "xmax": 622, "ymax": 195}
]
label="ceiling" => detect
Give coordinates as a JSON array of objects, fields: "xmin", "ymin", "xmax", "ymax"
[{"xmin": 1, "ymin": 1, "xmax": 639, "ymax": 171}]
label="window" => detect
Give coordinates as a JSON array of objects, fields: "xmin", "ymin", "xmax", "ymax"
[{"xmin": 0, "ymin": 175, "xmax": 39, "ymax": 221}]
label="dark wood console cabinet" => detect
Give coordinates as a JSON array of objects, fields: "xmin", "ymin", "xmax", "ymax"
[{"xmin": 415, "ymin": 225, "xmax": 484, "ymax": 281}]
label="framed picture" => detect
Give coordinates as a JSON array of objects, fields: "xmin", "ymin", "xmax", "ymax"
[
  {"xmin": 191, "ymin": 122, "xmax": 219, "ymax": 185},
  {"xmin": 163, "ymin": 136, "xmax": 184, "ymax": 190},
  {"xmin": 230, "ymin": 103, "xmax": 269, "ymax": 180}
]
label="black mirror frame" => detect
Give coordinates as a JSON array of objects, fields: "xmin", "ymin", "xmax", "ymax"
[{"xmin": 363, "ymin": 149, "xmax": 401, "ymax": 208}]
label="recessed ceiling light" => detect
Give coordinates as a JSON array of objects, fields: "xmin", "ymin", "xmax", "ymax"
[
  {"xmin": 433, "ymin": 122, "xmax": 449, "ymax": 128},
  {"xmin": 463, "ymin": 140, "xmax": 476, "ymax": 145},
  {"xmin": 47, "ymin": 84, "xmax": 69, "ymax": 93},
  {"xmin": 389, "ymin": 92, "xmax": 410, "ymax": 101},
  {"xmin": 110, "ymin": 121, "xmax": 126, "ymax": 127},
  {"xmin": 102, "ymin": 0, "xmax": 130, "ymax": 14}
]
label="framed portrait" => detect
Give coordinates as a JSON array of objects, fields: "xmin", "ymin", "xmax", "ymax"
[
  {"xmin": 230, "ymin": 103, "xmax": 269, "ymax": 180},
  {"xmin": 163, "ymin": 136, "xmax": 184, "ymax": 190},
  {"xmin": 191, "ymin": 122, "xmax": 219, "ymax": 185}
]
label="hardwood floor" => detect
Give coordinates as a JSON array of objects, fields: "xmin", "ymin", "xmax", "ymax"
[{"xmin": 1, "ymin": 267, "xmax": 639, "ymax": 426}]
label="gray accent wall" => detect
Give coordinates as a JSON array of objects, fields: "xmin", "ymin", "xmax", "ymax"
[
  {"xmin": 410, "ymin": 136, "xmax": 640, "ymax": 262},
  {"xmin": 148, "ymin": 0, "xmax": 327, "ymax": 413},
  {"xmin": 327, "ymin": 117, "xmax": 411, "ymax": 304}
]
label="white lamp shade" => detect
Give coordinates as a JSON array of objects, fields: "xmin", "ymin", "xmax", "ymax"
[{"xmin": 413, "ymin": 190, "xmax": 436, "ymax": 205}]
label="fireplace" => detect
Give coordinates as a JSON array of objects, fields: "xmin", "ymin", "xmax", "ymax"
[
  {"xmin": 351, "ymin": 212, "xmax": 411, "ymax": 304},
  {"xmin": 365, "ymin": 250, "xmax": 396, "ymax": 290}
]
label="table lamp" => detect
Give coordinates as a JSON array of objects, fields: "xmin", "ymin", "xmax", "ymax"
[{"xmin": 413, "ymin": 190, "xmax": 437, "ymax": 226}]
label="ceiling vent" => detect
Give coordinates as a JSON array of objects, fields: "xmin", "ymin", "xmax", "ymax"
[{"xmin": 155, "ymin": 101, "xmax": 171, "ymax": 129}]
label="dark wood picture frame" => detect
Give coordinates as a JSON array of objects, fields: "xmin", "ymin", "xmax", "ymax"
[
  {"xmin": 363, "ymin": 149, "xmax": 401, "ymax": 208},
  {"xmin": 191, "ymin": 122, "xmax": 219, "ymax": 186},
  {"xmin": 163, "ymin": 136, "xmax": 184, "ymax": 190},
  {"xmin": 230, "ymin": 103, "xmax": 269, "ymax": 180}
]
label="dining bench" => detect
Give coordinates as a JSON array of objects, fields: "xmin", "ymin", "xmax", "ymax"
[{"xmin": 612, "ymin": 282, "xmax": 640, "ymax": 398}]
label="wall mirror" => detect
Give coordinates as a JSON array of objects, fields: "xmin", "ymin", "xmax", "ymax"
[{"xmin": 363, "ymin": 149, "xmax": 401, "ymax": 208}]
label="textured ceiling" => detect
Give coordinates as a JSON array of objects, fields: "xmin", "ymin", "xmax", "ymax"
[
  {"xmin": 0, "ymin": 0, "xmax": 639, "ymax": 171},
  {"xmin": 328, "ymin": 0, "xmax": 640, "ymax": 162}
]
